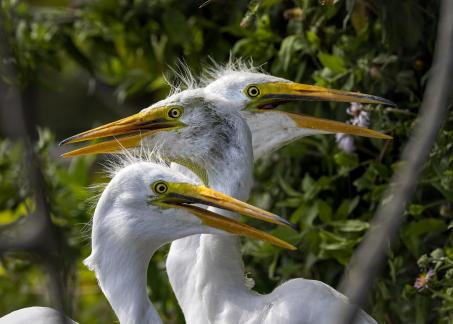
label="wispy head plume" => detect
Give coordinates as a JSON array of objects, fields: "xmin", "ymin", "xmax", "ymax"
[
  {"xmin": 165, "ymin": 55, "xmax": 265, "ymax": 94},
  {"xmin": 166, "ymin": 59, "xmax": 201, "ymax": 95},
  {"xmin": 102, "ymin": 144, "xmax": 167, "ymax": 179},
  {"xmin": 200, "ymin": 55, "xmax": 265, "ymax": 86}
]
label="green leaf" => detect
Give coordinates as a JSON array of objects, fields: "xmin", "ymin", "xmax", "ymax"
[
  {"xmin": 299, "ymin": 204, "xmax": 318, "ymax": 227},
  {"xmin": 306, "ymin": 30, "xmax": 320, "ymax": 48},
  {"xmin": 319, "ymin": 230, "xmax": 359, "ymax": 252},
  {"xmin": 318, "ymin": 52, "xmax": 347, "ymax": 74},
  {"xmin": 316, "ymin": 199, "xmax": 332, "ymax": 223},
  {"xmin": 334, "ymin": 200, "xmax": 350, "ymax": 220},
  {"xmin": 278, "ymin": 174, "xmax": 303, "ymax": 197},
  {"xmin": 408, "ymin": 204, "xmax": 425, "ymax": 217},
  {"xmin": 330, "ymin": 219, "xmax": 369, "ymax": 232},
  {"xmin": 276, "ymin": 197, "xmax": 302, "ymax": 208},
  {"xmin": 334, "ymin": 152, "xmax": 359, "ymax": 175},
  {"xmin": 401, "ymin": 219, "xmax": 447, "ymax": 256},
  {"xmin": 278, "ymin": 35, "xmax": 305, "ymax": 71},
  {"xmin": 269, "ymin": 226, "xmax": 301, "ymax": 246}
]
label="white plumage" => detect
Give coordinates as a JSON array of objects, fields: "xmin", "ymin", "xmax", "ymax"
[
  {"xmin": 0, "ymin": 307, "xmax": 76, "ymax": 324},
  {"xmin": 57, "ymin": 67, "xmax": 392, "ymax": 323}
]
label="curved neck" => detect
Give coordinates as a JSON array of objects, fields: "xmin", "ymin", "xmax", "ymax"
[
  {"xmin": 86, "ymin": 237, "xmax": 162, "ymax": 324},
  {"xmin": 163, "ymin": 105, "xmax": 254, "ymax": 199},
  {"xmin": 202, "ymin": 109, "xmax": 254, "ymax": 199},
  {"xmin": 244, "ymin": 110, "xmax": 326, "ymax": 160},
  {"xmin": 167, "ymin": 110, "xmax": 256, "ymax": 321}
]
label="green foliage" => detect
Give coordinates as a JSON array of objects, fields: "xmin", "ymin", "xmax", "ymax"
[{"xmin": 1, "ymin": 0, "xmax": 452, "ymax": 323}]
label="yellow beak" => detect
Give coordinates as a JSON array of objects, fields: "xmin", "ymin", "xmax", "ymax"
[
  {"xmin": 285, "ymin": 112, "xmax": 392, "ymax": 139},
  {"xmin": 252, "ymin": 82, "xmax": 396, "ymax": 107},
  {"xmin": 60, "ymin": 83, "xmax": 393, "ymax": 158},
  {"xmin": 59, "ymin": 105, "xmax": 184, "ymax": 157},
  {"xmin": 154, "ymin": 182, "xmax": 297, "ymax": 250},
  {"xmin": 248, "ymin": 82, "xmax": 394, "ymax": 139}
]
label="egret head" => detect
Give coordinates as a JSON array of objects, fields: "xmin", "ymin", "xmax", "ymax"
[
  {"xmin": 203, "ymin": 70, "xmax": 395, "ymax": 140},
  {"xmin": 91, "ymin": 162, "xmax": 295, "ymax": 250},
  {"xmin": 205, "ymin": 71, "xmax": 395, "ymax": 109},
  {"xmin": 60, "ymin": 89, "xmax": 247, "ymax": 166}
]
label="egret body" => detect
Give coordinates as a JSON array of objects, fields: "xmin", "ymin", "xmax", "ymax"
[{"xmin": 0, "ymin": 161, "xmax": 293, "ymax": 324}]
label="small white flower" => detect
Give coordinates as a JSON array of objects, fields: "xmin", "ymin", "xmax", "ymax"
[
  {"xmin": 347, "ymin": 103, "xmax": 369, "ymax": 127},
  {"xmin": 336, "ymin": 133, "xmax": 355, "ymax": 153},
  {"xmin": 336, "ymin": 103, "xmax": 369, "ymax": 153}
]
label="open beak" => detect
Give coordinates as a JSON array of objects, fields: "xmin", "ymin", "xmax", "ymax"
[
  {"xmin": 250, "ymin": 82, "xmax": 394, "ymax": 139},
  {"xmin": 284, "ymin": 112, "xmax": 392, "ymax": 139},
  {"xmin": 254, "ymin": 82, "xmax": 396, "ymax": 107},
  {"xmin": 59, "ymin": 105, "xmax": 184, "ymax": 157},
  {"xmin": 155, "ymin": 182, "xmax": 297, "ymax": 250}
]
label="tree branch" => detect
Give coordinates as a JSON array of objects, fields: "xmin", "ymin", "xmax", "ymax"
[{"xmin": 336, "ymin": 0, "xmax": 453, "ymax": 322}]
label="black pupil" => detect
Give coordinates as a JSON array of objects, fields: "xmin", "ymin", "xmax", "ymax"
[
  {"xmin": 157, "ymin": 184, "xmax": 166, "ymax": 192},
  {"xmin": 170, "ymin": 109, "xmax": 178, "ymax": 117},
  {"xmin": 249, "ymin": 87, "xmax": 258, "ymax": 96}
]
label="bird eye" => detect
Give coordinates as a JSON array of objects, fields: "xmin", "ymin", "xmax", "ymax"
[
  {"xmin": 246, "ymin": 85, "xmax": 260, "ymax": 98},
  {"xmin": 167, "ymin": 107, "xmax": 183, "ymax": 119},
  {"xmin": 152, "ymin": 181, "xmax": 168, "ymax": 194}
]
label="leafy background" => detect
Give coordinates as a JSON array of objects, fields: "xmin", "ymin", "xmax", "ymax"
[{"xmin": 1, "ymin": 0, "xmax": 452, "ymax": 323}]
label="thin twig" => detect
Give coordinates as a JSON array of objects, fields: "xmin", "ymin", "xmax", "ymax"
[{"xmin": 336, "ymin": 0, "xmax": 453, "ymax": 323}]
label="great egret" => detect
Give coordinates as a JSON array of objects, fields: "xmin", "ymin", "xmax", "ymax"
[
  {"xmin": 59, "ymin": 72, "xmax": 390, "ymax": 323},
  {"xmin": 0, "ymin": 161, "xmax": 295, "ymax": 324},
  {"xmin": 201, "ymin": 63, "xmax": 394, "ymax": 159}
]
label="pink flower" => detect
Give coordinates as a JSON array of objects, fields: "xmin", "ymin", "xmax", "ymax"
[{"xmin": 414, "ymin": 269, "xmax": 435, "ymax": 290}]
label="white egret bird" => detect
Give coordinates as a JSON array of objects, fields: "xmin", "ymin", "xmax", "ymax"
[
  {"xmin": 0, "ymin": 161, "xmax": 294, "ymax": 324},
  {"xmin": 60, "ymin": 65, "xmax": 393, "ymax": 162},
  {"xmin": 200, "ymin": 62, "xmax": 394, "ymax": 159},
  {"xmin": 59, "ymin": 71, "xmax": 391, "ymax": 323}
]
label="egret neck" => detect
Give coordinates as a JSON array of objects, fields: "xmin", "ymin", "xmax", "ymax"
[
  {"xmin": 85, "ymin": 234, "xmax": 161, "ymax": 324},
  {"xmin": 166, "ymin": 104, "xmax": 257, "ymax": 323}
]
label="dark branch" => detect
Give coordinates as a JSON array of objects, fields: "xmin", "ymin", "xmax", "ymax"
[{"xmin": 336, "ymin": 0, "xmax": 453, "ymax": 322}]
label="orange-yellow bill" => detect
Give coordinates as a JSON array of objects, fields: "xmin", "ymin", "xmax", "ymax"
[
  {"xmin": 59, "ymin": 105, "xmax": 184, "ymax": 157},
  {"xmin": 285, "ymin": 112, "xmax": 392, "ymax": 139},
  {"xmin": 60, "ymin": 82, "xmax": 394, "ymax": 158},
  {"xmin": 250, "ymin": 82, "xmax": 396, "ymax": 107},
  {"xmin": 185, "ymin": 205, "xmax": 296, "ymax": 250},
  {"xmin": 61, "ymin": 131, "xmax": 154, "ymax": 157},
  {"xmin": 245, "ymin": 82, "xmax": 394, "ymax": 139},
  {"xmin": 152, "ymin": 181, "xmax": 298, "ymax": 250}
]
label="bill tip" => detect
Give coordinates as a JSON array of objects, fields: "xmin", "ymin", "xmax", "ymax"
[
  {"xmin": 287, "ymin": 221, "xmax": 298, "ymax": 231},
  {"xmin": 59, "ymin": 134, "xmax": 79, "ymax": 146},
  {"xmin": 374, "ymin": 96, "xmax": 396, "ymax": 107},
  {"xmin": 58, "ymin": 139, "xmax": 68, "ymax": 146},
  {"xmin": 288, "ymin": 244, "xmax": 297, "ymax": 251},
  {"xmin": 375, "ymin": 132, "xmax": 393, "ymax": 140},
  {"xmin": 385, "ymin": 99, "xmax": 397, "ymax": 107}
]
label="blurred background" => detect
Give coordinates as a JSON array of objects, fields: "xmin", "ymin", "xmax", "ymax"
[{"xmin": 0, "ymin": 0, "xmax": 452, "ymax": 323}]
